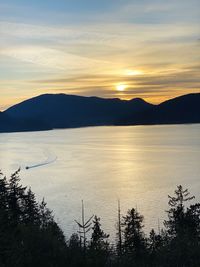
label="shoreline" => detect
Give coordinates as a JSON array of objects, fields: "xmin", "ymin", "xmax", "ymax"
[{"xmin": 0, "ymin": 121, "xmax": 200, "ymax": 134}]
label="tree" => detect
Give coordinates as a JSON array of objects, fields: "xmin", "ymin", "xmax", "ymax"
[
  {"xmin": 0, "ymin": 171, "xmax": 10, "ymax": 266},
  {"xmin": 90, "ymin": 215, "xmax": 109, "ymax": 251},
  {"xmin": 22, "ymin": 188, "xmax": 40, "ymax": 225},
  {"xmin": 122, "ymin": 208, "xmax": 147, "ymax": 265},
  {"xmin": 7, "ymin": 168, "xmax": 26, "ymax": 226},
  {"xmin": 0, "ymin": 170, "xmax": 68, "ymax": 267},
  {"xmin": 0, "ymin": 171, "xmax": 8, "ymax": 211},
  {"xmin": 75, "ymin": 200, "xmax": 93, "ymax": 252},
  {"xmin": 0, "ymin": 170, "xmax": 9, "ymax": 226},
  {"xmin": 39, "ymin": 198, "xmax": 54, "ymax": 229},
  {"xmin": 69, "ymin": 233, "xmax": 80, "ymax": 249},
  {"xmin": 164, "ymin": 185, "xmax": 197, "ymax": 266},
  {"xmin": 116, "ymin": 200, "xmax": 122, "ymax": 257},
  {"xmin": 67, "ymin": 233, "xmax": 84, "ymax": 267},
  {"xmin": 147, "ymin": 229, "xmax": 164, "ymax": 266},
  {"xmin": 89, "ymin": 215, "xmax": 109, "ymax": 267},
  {"xmin": 164, "ymin": 185, "xmax": 195, "ymax": 237}
]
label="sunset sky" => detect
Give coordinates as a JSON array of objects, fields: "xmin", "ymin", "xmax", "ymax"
[{"xmin": 0, "ymin": 0, "xmax": 199, "ymax": 110}]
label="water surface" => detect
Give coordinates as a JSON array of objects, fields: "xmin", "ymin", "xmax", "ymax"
[{"xmin": 0, "ymin": 124, "xmax": 200, "ymax": 240}]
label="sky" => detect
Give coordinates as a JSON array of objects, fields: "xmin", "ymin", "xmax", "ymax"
[{"xmin": 0, "ymin": 0, "xmax": 199, "ymax": 110}]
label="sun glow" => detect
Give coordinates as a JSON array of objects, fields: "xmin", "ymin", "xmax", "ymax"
[
  {"xmin": 116, "ymin": 84, "xmax": 127, "ymax": 91},
  {"xmin": 125, "ymin": 69, "xmax": 143, "ymax": 76}
]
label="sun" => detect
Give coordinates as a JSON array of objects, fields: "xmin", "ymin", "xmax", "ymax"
[{"xmin": 116, "ymin": 84, "xmax": 127, "ymax": 91}]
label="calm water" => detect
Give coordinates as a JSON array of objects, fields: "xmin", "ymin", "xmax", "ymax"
[{"xmin": 0, "ymin": 124, "xmax": 200, "ymax": 240}]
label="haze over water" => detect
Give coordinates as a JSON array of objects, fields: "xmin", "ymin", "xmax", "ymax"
[{"xmin": 0, "ymin": 124, "xmax": 200, "ymax": 240}]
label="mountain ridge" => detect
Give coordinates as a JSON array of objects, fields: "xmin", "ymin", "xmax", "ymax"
[
  {"xmin": 1, "ymin": 92, "xmax": 200, "ymax": 133},
  {"xmin": 5, "ymin": 93, "xmax": 153, "ymax": 129}
]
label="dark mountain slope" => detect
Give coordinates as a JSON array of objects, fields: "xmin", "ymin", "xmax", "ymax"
[
  {"xmin": 118, "ymin": 93, "xmax": 200, "ymax": 125},
  {"xmin": 1, "ymin": 92, "xmax": 200, "ymax": 133},
  {"xmin": 152, "ymin": 93, "xmax": 200, "ymax": 124},
  {"xmin": 0, "ymin": 110, "xmax": 51, "ymax": 133},
  {"xmin": 5, "ymin": 94, "xmax": 153, "ymax": 129},
  {"xmin": 0, "ymin": 111, "xmax": 20, "ymax": 132}
]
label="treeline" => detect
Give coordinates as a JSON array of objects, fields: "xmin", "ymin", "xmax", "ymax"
[{"xmin": 0, "ymin": 170, "xmax": 200, "ymax": 266}]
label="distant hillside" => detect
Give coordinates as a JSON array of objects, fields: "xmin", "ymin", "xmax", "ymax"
[
  {"xmin": 1, "ymin": 92, "xmax": 200, "ymax": 133},
  {"xmin": 150, "ymin": 93, "xmax": 200, "ymax": 124},
  {"xmin": 0, "ymin": 111, "xmax": 51, "ymax": 133},
  {"xmin": 5, "ymin": 94, "xmax": 153, "ymax": 129},
  {"xmin": 0, "ymin": 112, "xmax": 22, "ymax": 132},
  {"xmin": 0, "ymin": 112, "xmax": 10, "ymax": 131},
  {"xmin": 117, "ymin": 93, "xmax": 200, "ymax": 125}
]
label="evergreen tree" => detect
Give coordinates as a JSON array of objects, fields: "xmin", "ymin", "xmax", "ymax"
[
  {"xmin": 147, "ymin": 229, "xmax": 164, "ymax": 266},
  {"xmin": 39, "ymin": 198, "xmax": 54, "ymax": 229},
  {"xmin": 116, "ymin": 200, "xmax": 122, "ymax": 257},
  {"xmin": 0, "ymin": 171, "xmax": 9, "ymax": 266},
  {"xmin": 7, "ymin": 168, "xmax": 26, "ymax": 226},
  {"xmin": 2, "ymin": 169, "xmax": 200, "ymax": 267},
  {"xmin": 90, "ymin": 215, "xmax": 109, "ymax": 251},
  {"xmin": 69, "ymin": 233, "xmax": 80, "ymax": 249},
  {"xmin": 0, "ymin": 170, "xmax": 68, "ymax": 267},
  {"xmin": 164, "ymin": 185, "xmax": 195, "ymax": 237},
  {"xmin": 164, "ymin": 185, "xmax": 197, "ymax": 266},
  {"xmin": 122, "ymin": 208, "xmax": 147, "ymax": 265},
  {"xmin": 0, "ymin": 171, "xmax": 8, "ymax": 211},
  {"xmin": 22, "ymin": 188, "xmax": 40, "ymax": 225},
  {"xmin": 68, "ymin": 234, "xmax": 84, "ymax": 267},
  {"xmin": 89, "ymin": 215, "xmax": 109, "ymax": 267}
]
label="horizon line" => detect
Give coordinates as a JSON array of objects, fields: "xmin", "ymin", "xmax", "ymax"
[{"xmin": 1, "ymin": 91, "xmax": 200, "ymax": 112}]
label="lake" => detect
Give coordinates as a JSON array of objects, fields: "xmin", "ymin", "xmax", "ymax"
[{"xmin": 0, "ymin": 124, "xmax": 200, "ymax": 241}]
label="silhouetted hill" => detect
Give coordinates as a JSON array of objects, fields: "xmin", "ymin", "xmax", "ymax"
[
  {"xmin": 0, "ymin": 110, "xmax": 51, "ymax": 133},
  {"xmin": 118, "ymin": 93, "xmax": 200, "ymax": 125},
  {"xmin": 0, "ymin": 112, "xmax": 21, "ymax": 132},
  {"xmin": 151, "ymin": 93, "xmax": 200, "ymax": 124},
  {"xmin": 1, "ymin": 93, "xmax": 200, "ymax": 133},
  {"xmin": 5, "ymin": 94, "xmax": 153, "ymax": 129}
]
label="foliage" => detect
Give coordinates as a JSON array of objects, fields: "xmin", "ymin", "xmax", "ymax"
[
  {"xmin": 0, "ymin": 171, "xmax": 200, "ymax": 267},
  {"xmin": 88, "ymin": 215, "xmax": 110, "ymax": 267},
  {"xmin": 0, "ymin": 169, "xmax": 67, "ymax": 267}
]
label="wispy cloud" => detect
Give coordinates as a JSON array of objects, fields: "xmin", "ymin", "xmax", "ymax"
[{"xmin": 0, "ymin": 0, "xmax": 199, "ymax": 109}]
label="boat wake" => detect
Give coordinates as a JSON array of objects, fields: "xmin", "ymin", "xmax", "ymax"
[{"xmin": 25, "ymin": 150, "xmax": 57, "ymax": 170}]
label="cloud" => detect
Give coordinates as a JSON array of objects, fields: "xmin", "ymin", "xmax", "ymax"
[
  {"xmin": 25, "ymin": 63, "xmax": 199, "ymax": 104},
  {"xmin": 0, "ymin": 0, "xmax": 199, "ymax": 108},
  {"xmin": 0, "ymin": 45, "xmax": 111, "ymax": 73}
]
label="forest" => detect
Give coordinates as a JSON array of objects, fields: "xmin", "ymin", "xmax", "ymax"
[{"xmin": 0, "ymin": 169, "xmax": 200, "ymax": 267}]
